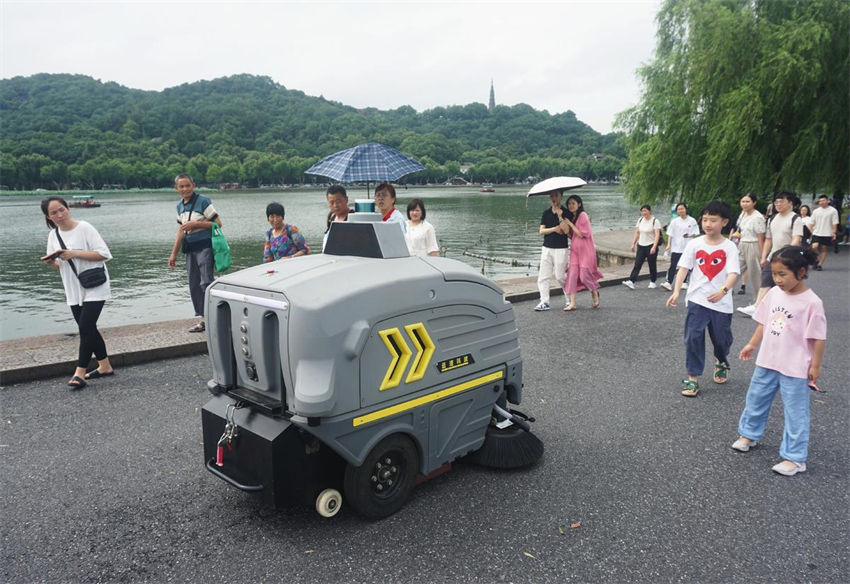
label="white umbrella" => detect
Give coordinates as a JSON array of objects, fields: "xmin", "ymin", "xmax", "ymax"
[{"xmin": 526, "ymin": 176, "xmax": 587, "ymax": 197}]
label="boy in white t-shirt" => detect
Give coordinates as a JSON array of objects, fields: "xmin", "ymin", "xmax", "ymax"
[{"xmin": 666, "ymin": 201, "xmax": 740, "ymax": 397}]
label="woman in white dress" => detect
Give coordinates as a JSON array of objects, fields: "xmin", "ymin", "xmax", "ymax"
[{"xmin": 404, "ymin": 198, "xmax": 439, "ymax": 257}]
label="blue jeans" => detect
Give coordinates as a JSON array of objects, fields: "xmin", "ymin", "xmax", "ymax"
[
  {"xmin": 684, "ymin": 302, "xmax": 732, "ymax": 376},
  {"xmin": 738, "ymin": 366, "xmax": 810, "ymax": 462}
]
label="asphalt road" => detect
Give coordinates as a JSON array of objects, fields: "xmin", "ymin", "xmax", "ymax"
[{"xmin": 2, "ymin": 255, "xmax": 848, "ymax": 583}]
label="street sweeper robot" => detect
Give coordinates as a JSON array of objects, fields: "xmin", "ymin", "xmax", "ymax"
[{"xmin": 201, "ymin": 217, "xmax": 543, "ymax": 519}]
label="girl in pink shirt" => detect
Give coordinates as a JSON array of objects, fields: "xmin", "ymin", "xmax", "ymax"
[{"xmin": 732, "ymin": 246, "xmax": 826, "ymax": 476}]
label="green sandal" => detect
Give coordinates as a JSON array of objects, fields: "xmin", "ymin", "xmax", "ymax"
[
  {"xmin": 713, "ymin": 361, "xmax": 730, "ymax": 384},
  {"xmin": 681, "ymin": 379, "xmax": 700, "ymax": 397}
]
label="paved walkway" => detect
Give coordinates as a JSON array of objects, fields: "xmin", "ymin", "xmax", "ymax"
[
  {"xmin": 3, "ymin": 245, "xmax": 847, "ymax": 583},
  {"xmin": 0, "ymin": 229, "xmax": 660, "ymax": 385}
]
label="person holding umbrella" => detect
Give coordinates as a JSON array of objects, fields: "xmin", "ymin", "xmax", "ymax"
[
  {"xmin": 374, "ymin": 182, "xmax": 407, "ymax": 234},
  {"xmin": 526, "ymin": 176, "xmax": 587, "ymax": 312},
  {"xmin": 322, "ymin": 185, "xmax": 353, "ymax": 251},
  {"xmin": 534, "ymin": 190, "xmax": 570, "ymax": 311}
]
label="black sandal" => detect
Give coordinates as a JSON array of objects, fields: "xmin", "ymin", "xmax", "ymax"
[{"xmin": 67, "ymin": 376, "xmax": 87, "ymax": 390}]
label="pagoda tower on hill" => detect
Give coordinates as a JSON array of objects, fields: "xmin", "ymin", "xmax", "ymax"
[{"xmin": 488, "ymin": 79, "xmax": 495, "ymax": 112}]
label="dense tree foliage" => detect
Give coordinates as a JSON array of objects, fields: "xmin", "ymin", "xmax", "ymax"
[
  {"xmin": 0, "ymin": 73, "xmax": 623, "ymax": 189},
  {"xmin": 617, "ymin": 0, "xmax": 849, "ymax": 206}
]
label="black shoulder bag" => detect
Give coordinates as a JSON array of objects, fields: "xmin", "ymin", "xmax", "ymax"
[
  {"xmin": 180, "ymin": 196, "xmax": 199, "ymax": 254},
  {"xmin": 54, "ymin": 229, "xmax": 107, "ymax": 289}
]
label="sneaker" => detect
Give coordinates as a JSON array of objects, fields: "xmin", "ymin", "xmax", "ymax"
[
  {"xmin": 647, "ymin": 282, "xmax": 658, "ymax": 289},
  {"xmin": 815, "ymin": 264, "xmax": 823, "ymax": 271},
  {"xmin": 737, "ymin": 285, "xmax": 746, "ymax": 295},
  {"xmin": 681, "ymin": 282, "xmax": 689, "ymax": 289},
  {"xmin": 660, "ymin": 281, "xmax": 673, "ymax": 291},
  {"xmin": 732, "ymin": 437, "xmax": 758, "ymax": 452},
  {"xmin": 534, "ymin": 302, "xmax": 550, "ymax": 311},
  {"xmin": 621, "ymin": 280, "xmax": 635, "ymax": 290},
  {"xmin": 772, "ymin": 460, "xmax": 806, "ymax": 476},
  {"xmin": 737, "ymin": 304, "xmax": 757, "ymax": 316}
]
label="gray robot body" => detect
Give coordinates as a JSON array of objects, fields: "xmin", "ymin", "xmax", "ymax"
[{"xmin": 201, "ymin": 221, "xmax": 538, "ymax": 519}]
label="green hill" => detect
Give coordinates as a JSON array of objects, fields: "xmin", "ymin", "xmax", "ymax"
[{"xmin": 0, "ymin": 73, "xmax": 623, "ymax": 189}]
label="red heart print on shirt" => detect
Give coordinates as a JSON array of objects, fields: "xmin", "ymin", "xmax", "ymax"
[{"xmin": 696, "ymin": 249, "xmax": 727, "ymax": 281}]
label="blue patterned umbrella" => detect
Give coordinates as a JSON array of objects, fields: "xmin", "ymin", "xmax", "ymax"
[{"xmin": 305, "ymin": 142, "xmax": 425, "ymax": 184}]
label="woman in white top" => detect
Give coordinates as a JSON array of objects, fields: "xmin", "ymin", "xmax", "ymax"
[
  {"xmin": 40, "ymin": 196, "xmax": 114, "ymax": 390},
  {"xmin": 660, "ymin": 202, "xmax": 699, "ymax": 290},
  {"xmin": 622, "ymin": 205, "xmax": 663, "ymax": 289},
  {"xmin": 798, "ymin": 204, "xmax": 813, "ymax": 246},
  {"xmin": 404, "ymin": 198, "xmax": 439, "ymax": 257},
  {"xmin": 733, "ymin": 193, "xmax": 767, "ymax": 302},
  {"xmin": 374, "ymin": 182, "xmax": 407, "ymax": 234}
]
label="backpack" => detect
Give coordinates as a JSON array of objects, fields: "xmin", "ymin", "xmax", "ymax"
[{"xmin": 652, "ymin": 218, "xmax": 666, "ymax": 249}]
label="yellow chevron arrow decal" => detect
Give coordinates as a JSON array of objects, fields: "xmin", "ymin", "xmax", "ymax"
[
  {"xmin": 378, "ymin": 328, "xmax": 412, "ymax": 391},
  {"xmin": 404, "ymin": 323, "xmax": 435, "ymax": 383}
]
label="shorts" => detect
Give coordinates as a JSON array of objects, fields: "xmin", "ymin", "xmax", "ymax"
[
  {"xmin": 810, "ymin": 235, "xmax": 832, "ymax": 246},
  {"xmin": 760, "ymin": 263, "xmax": 774, "ymax": 288}
]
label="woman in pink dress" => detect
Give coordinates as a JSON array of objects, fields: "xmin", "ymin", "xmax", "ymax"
[{"xmin": 561, "ymin": 194, "xmax": 604, "ymax": 311}]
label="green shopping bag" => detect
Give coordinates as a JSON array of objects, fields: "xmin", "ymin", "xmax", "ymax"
[{"xmin": 211, "ymin": 223, "xmax": 232, "ymax": 272}]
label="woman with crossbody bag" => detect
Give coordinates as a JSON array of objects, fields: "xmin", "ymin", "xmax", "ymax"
[{"xmin": 40, "ymin": 196, "xmax": 114, "ymax": 390}]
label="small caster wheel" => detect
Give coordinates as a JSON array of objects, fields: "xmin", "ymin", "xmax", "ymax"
[{"xmin": 316, "ymin": 488, "xmax": 342, "ymax": 518}]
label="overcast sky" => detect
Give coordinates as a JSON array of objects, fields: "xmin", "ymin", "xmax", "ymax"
[{"xmin": 1, "ymin": 0, "xmax": 661, "ymax": 134}]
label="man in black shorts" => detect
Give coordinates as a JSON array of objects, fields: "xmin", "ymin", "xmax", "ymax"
[{"xmin": 810, "ymin": 194, "xmax": 839, "ymax": 270}]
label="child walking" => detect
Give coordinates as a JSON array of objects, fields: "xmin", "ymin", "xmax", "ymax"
[
  {"xmin": 665, "ymin": 201, "xmax": 740, "ymax": 397},
  {"xmin": 732, "ymin": 246, "xmax": 826, "ymax": 476}
]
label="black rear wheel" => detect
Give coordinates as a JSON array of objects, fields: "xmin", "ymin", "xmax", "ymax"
[{"xmin": 343, "ymin": 434, "xmax": 419, "ymax": 520}]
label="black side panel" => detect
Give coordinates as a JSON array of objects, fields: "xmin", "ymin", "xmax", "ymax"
[{"xmin": 201, "ymin": 396, "xmax": 343, "ymax": 508}]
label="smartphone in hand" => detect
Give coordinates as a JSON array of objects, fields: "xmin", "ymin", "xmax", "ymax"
[{"xmin": 40, "ymin": 250, "xmax": 62, "ymax": 262}]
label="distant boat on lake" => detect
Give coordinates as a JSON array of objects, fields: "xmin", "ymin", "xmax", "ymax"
[
  {"xmin": 69, "ymin": 195, "xmax": 101, "ymax": 208},
  {"xmin": 480, "ymin": 185, "xmax": 496, "ymax": 193}
]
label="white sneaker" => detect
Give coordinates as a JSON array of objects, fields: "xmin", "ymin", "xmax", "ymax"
[
  {"xmin": 772, "ymin": 460, "xmax": 806, "ymax": 476},
  {"xmin": 621, "ymin": 280, "xmax": 635, "ymax": 290},
  {"xmin": 732, "ymin": 438, "xmax": 758, "ymax": 452},
  {"xmin": 737, "ymin": 304, "xmax": 757, "ymax": 316},
  {"xmin": 660, "ymin": 282, "xmax": 673, "ymax": 291},
  {"xmin": 534, "ymin": 302, "xmax": 550, "ymax": 311},
  {"xmin": 647, "ymin": 282, "xmax": 658, "ymax": 289},
  {"xmin": 681, "ymin": 282, "xmax": 689, "ymax": 289}
]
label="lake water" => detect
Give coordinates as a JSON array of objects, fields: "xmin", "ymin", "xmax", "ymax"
[{"xmin": 0, "ymin": 185, "xmax": 641, "ymax": 340}]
